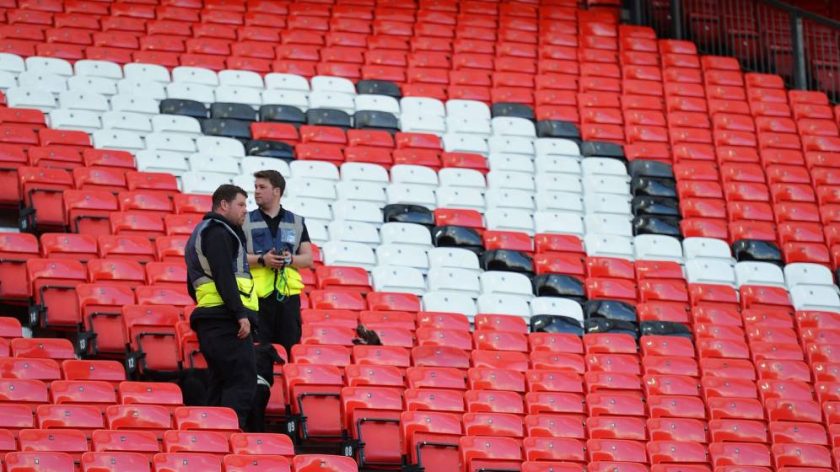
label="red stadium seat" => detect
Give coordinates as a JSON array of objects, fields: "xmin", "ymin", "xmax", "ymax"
[
  {"xmin": 80, "ymin": 452, "xmax": 151, "ymax": 472},
  {"xmin": 5, "ymin": 452, "xmax": 75, "ymax": 472},
  {"xmin": 152, "ymin": 453, "xmax": 221, "ymax": 472},
  {"xmin": 18, "ymin": 428, "xmax": 88, "ymax": 461},
  {"xmin": 292, "ymin": 454, "xmax": 358, "ymax": 472}
]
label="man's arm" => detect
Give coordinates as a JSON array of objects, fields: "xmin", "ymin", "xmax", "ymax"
[
  {"xmin": 291, "ymin": 242, "xmax": 313, "ymax": 269},
  {"xmin": 202, "ymin": 226, "xmax": 250, "ymax": 321}
]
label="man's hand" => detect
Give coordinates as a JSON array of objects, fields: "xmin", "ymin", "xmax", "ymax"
[
  {"xmin": 237, "ymin": 318, "xmax": 251, "ymax": 339},
  {"xmin": 281, "ymin": 250, "xmax": 293, "ymax": 267},
  {"xmin": 263, "ymin": 249, "xmax": 285, "ymax": 270}
]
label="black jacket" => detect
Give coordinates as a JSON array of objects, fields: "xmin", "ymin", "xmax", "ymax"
[{"xmin": 189, "ymin": 212, "xmax": 258, "ymax": 327}]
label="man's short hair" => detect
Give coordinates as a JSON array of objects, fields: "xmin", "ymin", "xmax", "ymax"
[
  {"xmin": 212, "ymin": 184, "xmax": 247, "ymax": 210},
  {"xmin": 254, "ymin": 170, "xmax": 285, "ymax": 195}
]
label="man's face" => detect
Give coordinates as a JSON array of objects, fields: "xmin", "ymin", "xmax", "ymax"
[
  {"xmin": 221, "ymin": 194, "xmax": 248, "ymax": 226},
  {"xmin": 254, "ymin": 178, "xmax": 280, "ymax": 208}
]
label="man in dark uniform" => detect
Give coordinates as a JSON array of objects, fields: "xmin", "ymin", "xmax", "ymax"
[
  {"xmin": 243, "ymin": 170, "xmax": 313, "ymax": 355},
  {"xmin": 185, "ymin": 184, "xmax": 259, "ymax": 430}
]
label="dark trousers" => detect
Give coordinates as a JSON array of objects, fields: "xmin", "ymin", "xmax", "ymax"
[
  {"xmin": 193, "ymin": 317, "xmax": 257, "ymax": 430},
  {"xmin": 256, "ymin": 294, "xmax": 302, "ymax": 357}
]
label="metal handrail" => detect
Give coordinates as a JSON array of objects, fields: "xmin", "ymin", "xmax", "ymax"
[{"xmin": 631, "ymin": 0, "xmax": 840, "ymax": 101}]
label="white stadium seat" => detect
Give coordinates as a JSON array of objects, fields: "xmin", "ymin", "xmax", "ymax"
[
  {"xmin": 791, "ymin": 285, "xmax": 840, "ymax": 312},
  {"xmin": 480, "ymin": 271, "xmax": 534, "ymax": 300},
  {"xmin": 124, "ymin": 63, "xmax": 171, "ymax": 83},
  {"xmin": 218, "ymin": 69, "xmax": 264, "ymax": 89},
  {"xmin": 166, "ymin": 82, "xmax": 215, "ymax": 103},
  {"xmin": 446, "ymin": 115, "xmax": 491, "ymax": 136},
  {"xmin": 438, "ymin": 168, "xmax": 485, "ymax": 189},
  {"xmin": 117, "ymin": 79, "xmax": 162, "ymax": 99},
  {"xmin": 261, "ymin": 89, "xmax": 309, "ymax": 110},
  {"xmin": 685, "ymin": 259, "xmax": 736, "ymax": 286},
  {"xmin": 485, "ymin": 209, "xmax": 534, "ymax": 235},
  {"xmin": 92, "ymin": 129, "xmax": 145, "ymax": 151},
  {"xmin": 442, "ymin": 133, "xmax": 489, "ymax": 155},
  {"xmin": 428, "ymin": 247, "xmax": 481, "ymax": 271},
  {"xmin": 196, "ymin": 137, "xmax": 245, "ymax": 158},
  {"xmin": 102, "ymin": 111, "xmax": 152, "ymax": 132},
  {"xmin": 0, "ymin": 53, "xmax": 25, "ymax": 74},
  {"xmin": 189, "ymin": 154, "xmax": 241, "ymax": 176},
  {"xmin": 427, "ymin": 268, "xmax": 480, "ymax": 297},
  {"xmin": 436, "ymin": 187, "xmax": 485, "ymax": 211},
  {"xmin": 26, "ymin": 57, "xmax": 73, "ymax": 76},
  {"xmin": 584, "ymin": 214, "xmax": 633, "ymax": 237},
  {"xmin": 58, "ymin": 90, "xmax": 110, "ymax": 112},
  {"xmin": 446, "ymin": 99, "xmax": 490, "ymax": 120},
  {"xmin": 487, "ymin": 154, "xmax": 535, "ymax": 174},
  {"xmin": 49, "ymin": 109, "xmax": 101, "ymax": 133},
  {"xmin": 286, "ymin": 178, "xmax": 337, "ymax": 201},
  {"xmin": 282, "ymin": 197, "xmax": 333, "ymax": 226},
  {"xmin": 487, "ymin": 171, "xmax": 535, "ymax": 191},
  {"xmin": 291, "ymin": 160, "xmax": 340, "ymax": 181},
  {"xmin": 535, "ymin": 138, "xmax": 582, "ymax": 158},
  {"xmin": 583, "ymin": 175, "xmax": 631, "ymax": 195},
  {"xmin": 145, "ymin": 133, "xmax": 197, "ymax": 155},
  {"xmin": 322, "ymin": 241, "xmax": 377, "ymax": 270},
  {"xmin": 328, "ymin": 220, "xmax": 380, "ymax": 246},
  {"xmin": 181, "ymin": 172, "xmax": 232, "ymax": 194},
  {"xmin": 491, "ymin": 117, "xmax": 536, "ymax": 137},
  {"xmin": 75, "ymin": 60, "xmax": 123, "ymax": 79},
  {"xmin": 634, "ymin": 235, "xmax": 684, "ymax": 262},
  {"xmin": 67, "ymin": 76, "xmax": 117, "ymax": 95},
  {"xmin": 372, "ymin": 266, "xmax": 426, "ymax": 295},
  {"xmin": 476, "ymin": 294, "xmax": 532, "ymax": 317},
  {"xmin": 584, "ymin": 193, "xmax": 631, "ymax": 215},
  {"xmin": 531, "ymin": 297, "xmax": 584, "ymax": 324},
  {"xmin": 488, "ymin": 136, "xmax": 534, "ymax": 156},
  {"xmin": 355, "ymin": 95, "xmax": 400, "ymax": 115},
  {"xmin": 734, "ymin": 262, "xmax": 786, "ymax": 287},
  {"xmin": 380, "ymin": 223, "xmax": 432, "ymax": 248},
  {"xmin": 152, "ymin": 115, "xmax": 202, "ymax": 135},
  {"xmin": 264, "ymin": 73, "xmax": 309, "ymax": 91},
  {"xmin": 375, "ymin": 244, "xmax": 430, "ymax": 272},
  {"xmin": 401, "ymin": 114, "xmax": 446, "ymax": 135},
  {"xmin": 581, "ymin": 158, "xmax": 629, "ymax": 178},
  {"xmin": 682, "ymin": 237, "xmax": 734, "ymax": 261},
  {"xmin": 534, "ymin": 155, "xmax": 582, "ymax": 175},
  {"xmin": 135, "ymin": 150, "xmax": 190, "ymax": 176},
  {"xmin": 485, "ymin": 188, "xmax": 535, "ymax": 211},
  {"xmin": 536, "ymin": 192, "xmax": 585, "ymax": 213},
  {"xmin": 534, "ymin": 211, "xmax": 585, "ymax": 236},
  {"xmin": 17, "ymin": 72, "xmax": 67, "ymax": 94},
  {"xmin": 391, "ymin": 165, "xmax": 438, "ymax": 188},
  {"xmin": 340, "ymin": 162, "xmax": 390, "ymax": 185},
  {"xmin": 584, "ymin": 234, "xmax": 635, "ymax": 260},
  {"xmin": 241, "ymin": 157, "xmax": 290, "ymax": 177},
  {"xmin": 423, "ymin": 291, "xmax": 477, "ymax": 317},
  {"xmin": 6, "ymin": 87, "xmax": 57, "ymax": 110},
  {"xmin": 110, "ymin": 94, "xmax": 160, "ymax": 115},
  {"xmin": 215, "ymin": 86, "xmax": 262, "ymax": 107},
  {"xmin": 386, "ymin": 184, "xmax": 437, "ymax": 208},
  {"xmin": 784, "ymin": 263, "xmax": 835, "ymax": 288},
  {"xmin": 332, "ymin": 200, "xmax": 383, "ymax": 225},
  {"xmin": 336, "ymin": 181, "xmax": 387, "ymax": 204},
  {"xmin": 311, "ymin": 75, "xmax": 356, "ymax": 95},
  {"xmin": 536, "ymin": 174, "xmax": 584, "ymax": 193},
  {"xmin": 172, "ymin": 66, "xmax": 218, "ymax": 86},
  {"xmin": 309, "ymin": 91, "xmax": 355, "ymax": 114},
  {"xmin": 401, "ymin": 97, "xmax": 445, "ymax": 117}
]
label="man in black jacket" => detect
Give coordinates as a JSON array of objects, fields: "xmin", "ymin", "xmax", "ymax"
[{"xmin": 185, "ymin": 184, "xmax": 260, "ymax": 429}]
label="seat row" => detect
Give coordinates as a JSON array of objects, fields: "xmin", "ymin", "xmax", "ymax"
[{"xmin": 3, "ymin": 450, "xmax": 354, "ymax": 472}]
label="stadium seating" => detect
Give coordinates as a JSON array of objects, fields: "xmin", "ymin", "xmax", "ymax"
[{"xmin": 0, "ymin": 0, "xmax": 838, "ymax": 470}]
